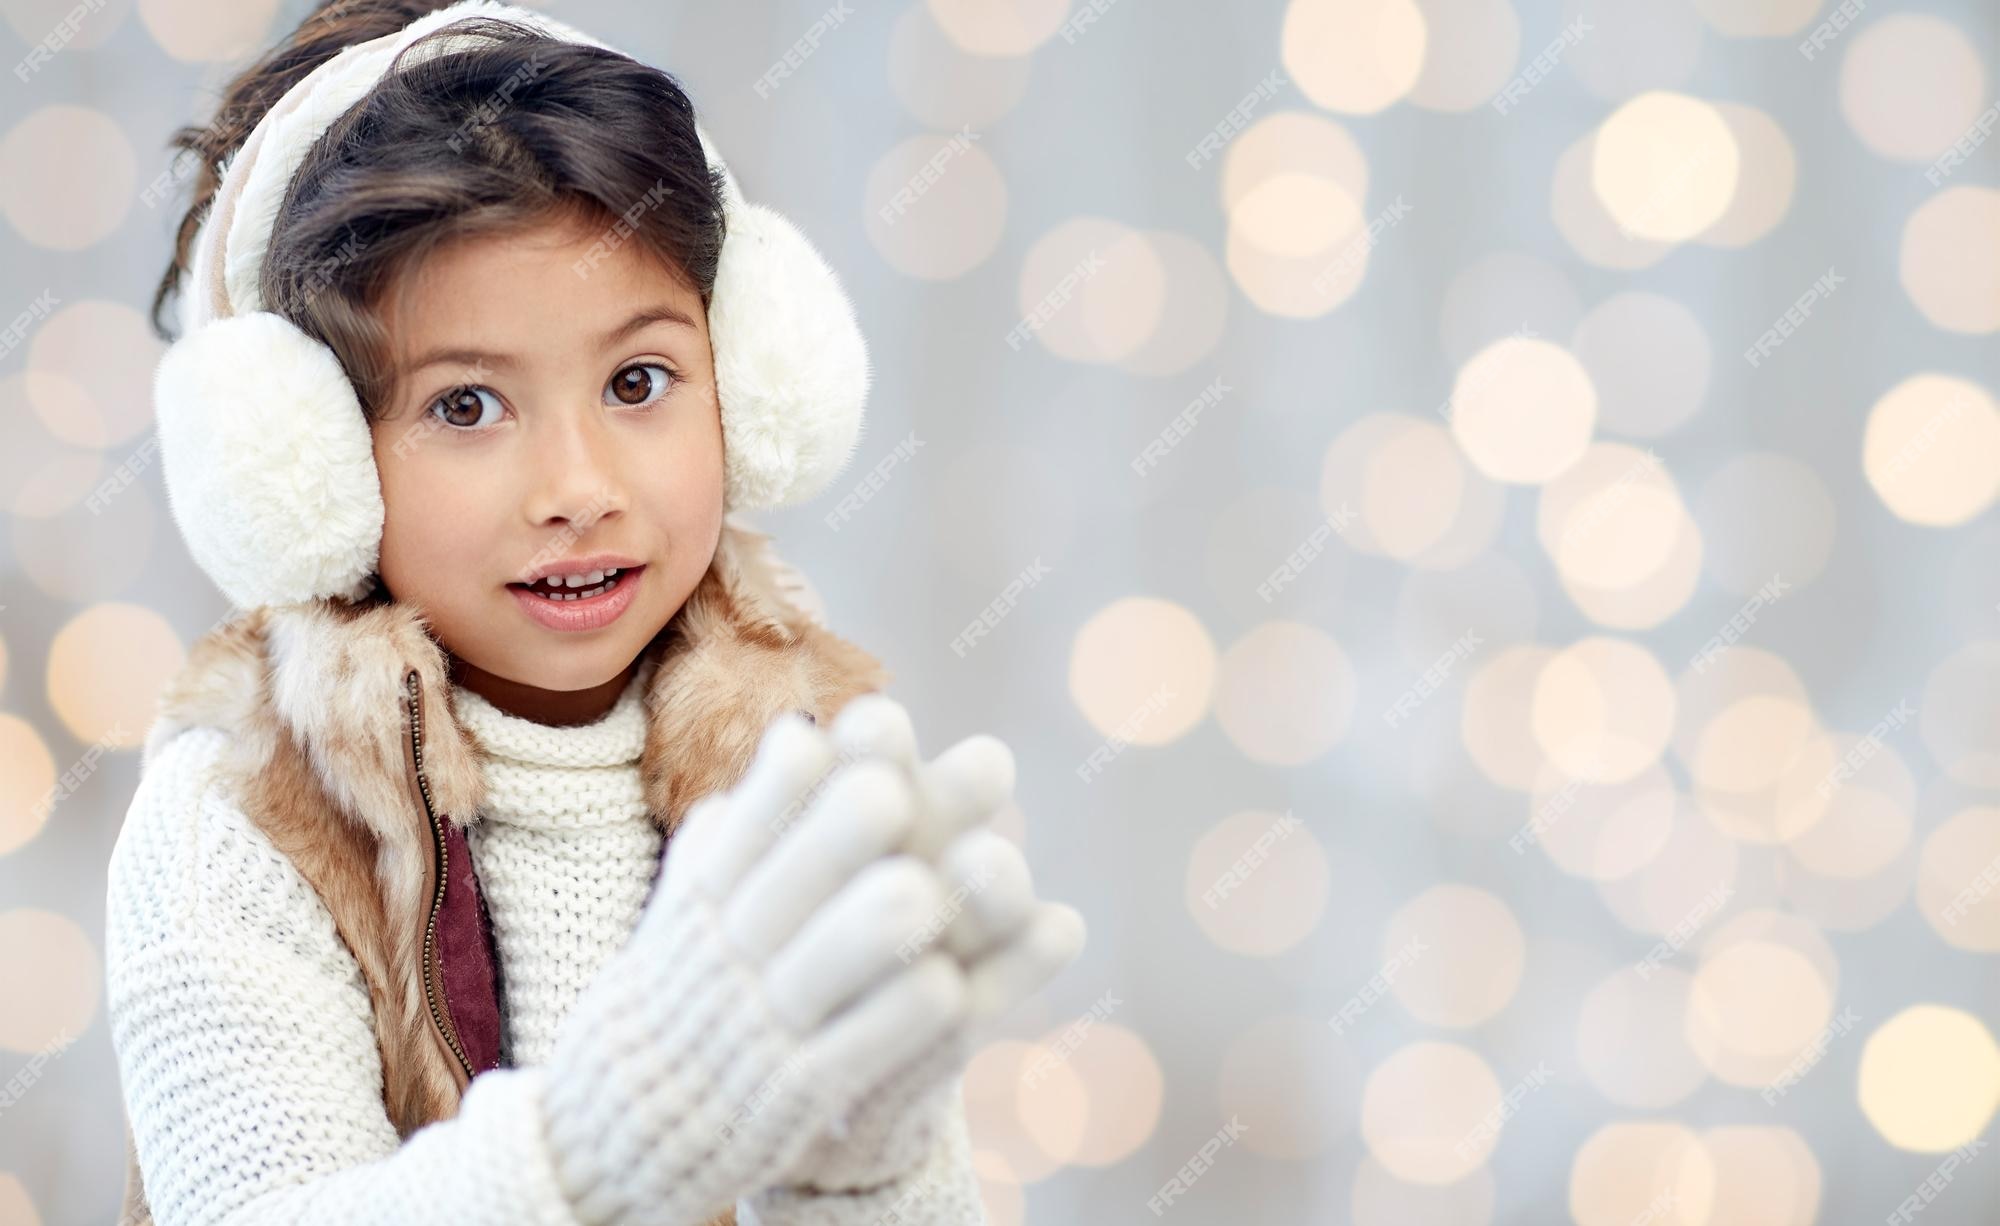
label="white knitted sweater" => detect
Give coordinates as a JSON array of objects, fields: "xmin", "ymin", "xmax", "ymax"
[{"xmin": 105, "ymin": 666, "xmax": 985, "ymax": 1225}]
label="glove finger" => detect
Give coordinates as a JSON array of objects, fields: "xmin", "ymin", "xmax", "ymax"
[
  {"xmin": 683, "ymin": 712, "xmax": 835, "ymax": 897},
  {"xmin": 904, "ymin": 734, "xmax": 1016, "ymax": 860},
  {"xmin": 800, "ymin": 951, "xmax": 967, "ymax": 1108},
  {"xmin": 785, "ymin": 1026, "xmax": 975, "ymax": 1187},
  {"xmin": 966, "ymin": 901, "xmax": 1086, "ymax": 1020},
  {"xmin": 725, "ymin": 759, "xmax": 918, "ymax": 960},
  {"xmin": 763, "ymin": 855, "xmax": 949, "ymax": 1032},
  {"xmin": 936, "ymin": 828, "xmax": 1036, "ymax": 960},
  {"xmin": 653, "ymin": 792, "xmax": 728, "ymax": 915},
  {"xmin": 829, "ymin": 693, "xmax": 922, "ymax": 773}
]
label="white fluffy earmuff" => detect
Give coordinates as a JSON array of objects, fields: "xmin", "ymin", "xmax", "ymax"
[{"xmin": 153, "ymin": 0, "xmax": 869, "ymax": 610}]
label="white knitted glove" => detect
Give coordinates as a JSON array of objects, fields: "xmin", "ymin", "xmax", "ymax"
[
  {"xmin": 757, "ymin": 697, "xmax": 1086, "ymax": 1200},
  {"xmin": 538, "ymin": 711, "xmax": 969, "ymax": 1226}
]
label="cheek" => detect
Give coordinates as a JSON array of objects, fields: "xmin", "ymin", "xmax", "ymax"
[
  {"xmin": 650, "ymin": 390, "xmax": 727, "ymax": 507},
  {"xmin": 370, "ymin": 431, "xmax": 486, "ymax": 594}
]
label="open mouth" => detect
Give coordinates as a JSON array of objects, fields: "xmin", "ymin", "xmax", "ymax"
[{"xmin": 509, "ymin": 566, "xmax": 633, "ymax": 601}]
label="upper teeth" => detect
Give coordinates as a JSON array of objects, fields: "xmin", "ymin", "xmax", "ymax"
[{"xmin": 537, "ymin": 567, "xmax": 619, "ymax": 589}]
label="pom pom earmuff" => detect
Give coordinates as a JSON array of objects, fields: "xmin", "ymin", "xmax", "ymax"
[{"xmin": 154, "ymin": 0, "xmax": 870, "ymax": 610}]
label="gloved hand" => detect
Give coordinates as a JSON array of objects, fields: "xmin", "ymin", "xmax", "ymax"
[
  {"xmin": 536, "ymin": 711, "xmax": 970, "ymax": 1226},
  {"xmin": 763, "ymin": 695, "xmax": 1087, "ymax": 1196}
]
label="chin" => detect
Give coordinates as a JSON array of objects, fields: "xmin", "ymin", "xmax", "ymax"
[{"xmin": 508, "ymin": 638, "xmax": 646, "ymax": 692}]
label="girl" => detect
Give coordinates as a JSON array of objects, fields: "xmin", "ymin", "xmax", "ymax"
[{"xmin": 109, "ymin": 3, "xmax": 1084, "ymax": 1223}]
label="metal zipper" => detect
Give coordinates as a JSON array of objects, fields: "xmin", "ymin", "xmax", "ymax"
[{"xmin": 406, "ymin": 669, "xmax": 473, "ymax": 1080}]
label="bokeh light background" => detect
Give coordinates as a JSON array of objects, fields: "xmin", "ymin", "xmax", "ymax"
[{"xmin": 4, "ymin": 0, "xmax": 2000, "ymax": 1221}]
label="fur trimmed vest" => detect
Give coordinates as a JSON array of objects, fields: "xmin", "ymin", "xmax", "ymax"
[{"xmin": 116, "ymin": 521, "xmax": 889, "ymax": 1225}]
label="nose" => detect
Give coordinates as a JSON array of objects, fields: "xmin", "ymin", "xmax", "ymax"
[{"xmin": 522, "ymin": 403, "xmax": 628, "ymax": 533}]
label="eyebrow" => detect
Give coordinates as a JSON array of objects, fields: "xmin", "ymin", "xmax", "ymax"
[{"xmin": 398, "ymin": 304, "xmax": 700, "ymax": 378}]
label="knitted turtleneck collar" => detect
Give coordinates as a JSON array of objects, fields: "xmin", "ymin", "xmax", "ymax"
[
  {"xmin": 451, "ymin": 656, "xmax": 656, "ymax": 771},
  {"xmin": 450, "ymin": 659, "xmax": 657, "ymax": 833}
]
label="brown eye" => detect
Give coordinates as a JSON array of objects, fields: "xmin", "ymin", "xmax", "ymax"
[
  {"xmin": 427, "ymin": 386, "xmax": 502, "ymax": 429},
  {"xmin": 605, "ymin": 363, "xmax": 674, "ymax": 408}
]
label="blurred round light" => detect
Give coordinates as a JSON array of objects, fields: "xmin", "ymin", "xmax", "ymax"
[
  {"xmin": 1069, "ymin": 597, "xmax": 1216, "ymax": 747},
  {"xmin": 1900, "ymin": 188, "xmax": 2000, "ymax": 334},
  {"xmin": 1360, "ymin": 1041, "xmax": 1504, "ymax": 1184},
  {"xmin": 0, "ymin": 909, "xmax": 99, "ymax": 1052},
  {"xmin": 1570, "ymin": 1122, "xmax": 1715, "ymax": 1226},
  {"xmin": 864, "ymin": 134, "xmax": 1007, "ymax": 280},
  {"xmin": 1282, "ymin": 0, "xmax": 1429, "ymax": 115},
  {"xmin": 1448, "ymin": 337, "xmax": 1597, "ymax": 484},
  {"xmin": 1591, "ymin": 91, "xmax": 1743, "ymax": 243},
  {"xmin": 1529, "ymin": 763, "xmax": 1676, "ymax": 882},
  {"xmin": 27, "ymin": 300, "xmax": 165, "ymax": 447},
  {"xmin": 47, "ymin": 602, "xmax": 183, "ymax": 748},
  {"xmin": 975, "ymin": 1153, "xmax": 1024, "ymax": 1226},
  {"xmin": 1537, "ymin": 443, "xmax": 1693, "ymax": 599},
  {"xmin": 1672, "ymin": 646, "xmax": 1811, "ymax": 767},
  {"xmin": 1691, "ymin": 694, "xmax": 1817, "ymax": 796},
  {"xmin": 1018, "ymin": 218, "xmax": 1167, "ymax": 361},
  {"xmin": 1918, "ymin": 806, "xmax": 2000, "ymax": 951},
  {"xmin": 1552, "ymin": 133, "xmax": 1674, "ymax": 271},
  {"xmin": 0, "ymin": 105, "xmax": 136, "ymax": 251},
  {"xmin": 1117, "ymin": 230, "xmax": 1230, "ymax": 377},
  {"xmin": 1696, "ymin": 103, "xmax": 1798, "ymax": 248},
  {"xmin": 1859, "ymin": 1005, "xmax": 2000, "ymax": 1152},
  {"xmin": 137, "ymin": 0, "xmax": 280, "ymax": 61},
  {"xmin": 1863, "ymin": 374, "xmax": 2000, "ymax": 525},
  {"xmin": 1041, "ymin": 1022, "xmax": 1163, "ymax": 1166},
  {"xmin": 0, "ymin": 716, "xmax": 57, "ymax": 857},
  {"xmin": 1531, "ymin": 637, "xmax": 1675, "ymax": 784},
  {"xmin": 964, "ymin": 1039, "xmax": 1081, "ymax": 1182},
  {"xmin": 0, "ymin": 1173, "xmax": 37, "ymax": 1226},
  {"xmin": 925, "ymin": 0, "xmax": 1072, "ymax": 56},
  {"xmin": 1785, "ymin": 737, "xmax": 1912, "ymax": 880},
  {"xmin": 1839, "ymin": 15, "xmax": 1987, "ymax": 162},
  {"xmin": 1382, "ymin": 885, "xmax": 1525, "ymax": 1027},
  {"xmin": 1700, "ymin": 1125, "xmax": 1822, "ymax": 1226},
  {"xmin": 1363, "ymin": 418, "xmax": 1467, "ymax": 559},
  {"xmin": 1187, "ymin": 810, "xmax": 1330, "ymax": 956},
  {"xmin": 1224, "ymin": 111, "xmax": 1370, "ymax": 215},
  {"xmin": 1685, "ymin": 940, "xmax": 1834, "ymax": 1083},
  {"xmin": 1324, "ymin": 414, "xmax": 1444, "ymax": 556},
  {"xmin": 0, "ymin": 375, "xmax": 103, "ymax": 518},
  {"xmin": 1461, "ymin": 645, "xmax": 1559, "ymax": 792},
  {"xmin": 1215, "ymin": 624, "xmax": 1355, "ymax": 765},
  {"xmin": 1226, "ymin": 177, "xmax": 1371, "ymax": 318}
]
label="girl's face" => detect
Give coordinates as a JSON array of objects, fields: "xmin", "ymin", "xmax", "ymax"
[{"xmin": 369, "ymin": 211, "xmax": 725, "ymax": 717}]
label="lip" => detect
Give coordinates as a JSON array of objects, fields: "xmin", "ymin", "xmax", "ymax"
[{"xmin": 507, "ymin": 564, "xmax": 646, "ymax": 632}]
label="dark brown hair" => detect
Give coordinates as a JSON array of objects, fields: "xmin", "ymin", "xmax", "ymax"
[{"xmin": 149, "ymin": 0, "xmax": 728, "ymax": 419}]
